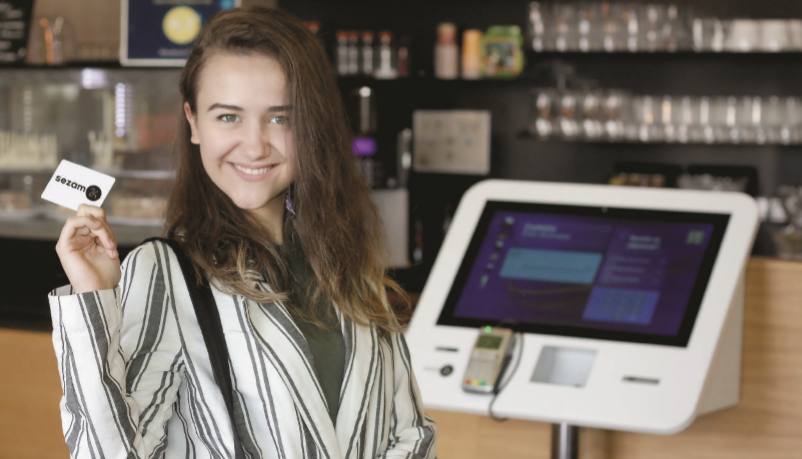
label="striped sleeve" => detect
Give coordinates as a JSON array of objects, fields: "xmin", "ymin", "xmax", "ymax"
[
  {"xmin": 49, "ymin": 242, "xmax": 185, "ymax": 458},
  {"xmin": 380, "ymin": 332, "xmax": 437, "ymax": 459}
]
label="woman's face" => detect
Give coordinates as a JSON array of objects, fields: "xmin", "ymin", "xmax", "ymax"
[{"xmin": 184, "ymin": 52, "xmax": 295, "ymax": 224}]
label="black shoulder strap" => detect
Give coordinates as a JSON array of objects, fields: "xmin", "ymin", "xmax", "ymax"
[{"xmin": 141, "ymin": 237, "xmax": 245, "ymax": 459}]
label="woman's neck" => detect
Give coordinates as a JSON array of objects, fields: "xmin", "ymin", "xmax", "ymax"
[{"xmin": 247, "ymin": 192, "xmax": 287, "ymax": 245}]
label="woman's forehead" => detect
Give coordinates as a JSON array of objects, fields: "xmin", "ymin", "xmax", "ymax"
[{"xmin": 196, "ymin": 52, "xmax": 288, "ymax": 107}]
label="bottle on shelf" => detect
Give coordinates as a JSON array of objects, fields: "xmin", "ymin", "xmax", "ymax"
[
  {"xmin": 397, "ymin": 34, "xmax": 413, "ymax": 77},
  {"xmin": 336, "ymin": 31, "xmax": 349, "ymax": 75},
  {"xmin": 374, "ymin": 31, "xmax": 397, "ymax": 79},
  {"xmin": 435, "ymin": 22, "xmax": 459, "ymax": 79},
  {"xmin": 461, "ymin": 29, "xmax": 482, "ymax": 79},
  {"xmin": 347, "ymin": 31, "xmax": 360, "ymax": 75},
  {"xmin": 360, "ymin": 31, "xmax": 375, "ymax": 75}
]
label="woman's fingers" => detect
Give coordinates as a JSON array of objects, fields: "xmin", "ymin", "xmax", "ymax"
[
  {"xmin": 55, "ymin": 205, "xmax": 123, "ymax": 293},
  {"xmin": 59, "ymin": 215, "xmax": 100, "ymax": 243},
  {"xmin": 57, "ymin": 215, "xmax": 117, "ymax": 258},
  {"xmin": 77, "ymin": 204, "xmax": 118, "ymax": 249},
  {"xmin": 77, "ymin": 203, "xmax": 106, "ymax": 219}
]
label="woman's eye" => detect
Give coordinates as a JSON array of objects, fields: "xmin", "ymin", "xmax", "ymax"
[
  {"xmin": 269, "ymin": 115, "xmax": 288, "ymax": 125},
  {"xmin": 218, "ymin": 114, "xmax": 239, "ymax": 123}
]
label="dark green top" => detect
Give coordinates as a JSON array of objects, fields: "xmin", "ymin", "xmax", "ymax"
[{"xmin": 278, "ymin": 240, "xmax": 345, "ymax": 425}]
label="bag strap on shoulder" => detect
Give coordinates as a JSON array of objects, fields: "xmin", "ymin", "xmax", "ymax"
[{"xmin": 140, "ymin": 237, "xmax": 245, "ymax": 459}]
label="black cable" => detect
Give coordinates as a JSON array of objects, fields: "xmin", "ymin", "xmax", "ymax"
[{"xmin": 488, "ymin": 332, "xmax": 524, "ymax": 422}]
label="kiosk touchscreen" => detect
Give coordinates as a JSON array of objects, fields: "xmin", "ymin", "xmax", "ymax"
[{"xmin": 406, "ymin": 180, "xmax": 759, "ymax": 434}]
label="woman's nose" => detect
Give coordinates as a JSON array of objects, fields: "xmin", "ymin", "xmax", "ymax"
[{"xmin": 241, "ymin": 121, "xmax": 270, "ymax": 159}]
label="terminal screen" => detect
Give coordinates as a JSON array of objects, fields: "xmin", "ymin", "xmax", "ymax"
[
  {"xmin": 476, "ymin": 335, "xmax": 503, "ymax": 349},
  {"xmin": 436, "ymin": 201, "xmax": 730, "ymax": 347}
]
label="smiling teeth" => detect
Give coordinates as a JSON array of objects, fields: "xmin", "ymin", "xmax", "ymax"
[{"xmin": 235, "ymin": 164, "xmax": 274, "ymax": 175}]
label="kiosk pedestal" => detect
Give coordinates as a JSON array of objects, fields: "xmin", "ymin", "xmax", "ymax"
[{"xmin": 552, "ymin": 423, "xmax": 578, "ymax": 459}]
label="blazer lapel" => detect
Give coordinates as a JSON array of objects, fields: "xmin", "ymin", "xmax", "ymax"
[
  {"xmin": 246, "ymin": 292, "xmax": 342, "ymax": 459},
  {"xmin": 335, "ymin": 316, "xmax": 380, "ymax": 459}
]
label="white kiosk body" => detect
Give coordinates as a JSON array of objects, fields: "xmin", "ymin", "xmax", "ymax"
[{"xmin": 405, "ymin": 180, "xmax": 758, "ymax": 434}]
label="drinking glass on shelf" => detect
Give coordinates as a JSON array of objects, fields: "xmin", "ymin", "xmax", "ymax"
[
  {"xmin": 603, "ymin": 90, "xmax": 630, "ymax": 140},
  {"xmin": 760, "ymin": 20, "xmax": 790, "ymax": 52},
  {"xmin": 631, "ymin": 95, "xmax": 662, "ymax": 142},
  {"xmin": 678, "ymin": 174, "xmax": 743, "ymax": 192},
  {"xmin": 528, "ymin": 89, "xmax": 557, "ymax": 138},
  {"xmin": 577, "ymin": 2, "xmax": 602, "ymax": 52},
  {"xmin": 714, "ymin": 96, "xmax": 740, "ymax": 143},
  {"xmin": 551, "ymin": 3, "xmax": 578, "ymax": 52},
  {"xmin": 659, "ymin": 95, "xmax": 675, "ymax": 142},
  {"xmin": 557, "ymin": 91, "xmax": 581, "ymax": 139},
  {"xmin": 726, "ymin": 96, "xmax": 740, "ymax": 143},
  {"xmin": 672, "ymin": 96, "xmax": 694, "ymax": 143},
  {"xmin": 528, "ymin": 2, "xmax": 549, "ymax": 51},
  {"xmin": 765, "ymin": 97, "xmax": 801, "ymax": 144},
  {"xmin": 557, "ymin": 91, "xmax": 581, "ymax": 141},
  {"xmin": 788, "ymin": 20, "xmax": 802, "ymax": 51},
  {"xmin": 725, "ymin": 20, "xmax": 759, "ymax": 52},
  {"xmin": 580, "ymin": 91, "xmax": 604, "ymax": 139},
  {"xmin": 764, "ymin": 96, "xmax": 784, "ymax": 144},
  {"xmin": 600, "ymin": 2, "xmax": 625, "ymax": 52},
  {"xmin": 623, "ymin": 4, "xmax": 640, "ymax": 52},
  {"xmin": 692, "ymin": 18, "xmax": 726, "ymax": 52},
  {"xmin": 737, "ymin": 96, "xmax": 762, "ymax": 144},
  {"xmin": 752, "ymin": 97, "xmax": 768, "ymax": 144},
  {"xmin": 662, "ymin": 4, "xmax": 687, "ymax": 51},
  {"xmin": 782, "ymin": 97, "xmax": 802, "ymax": 144},
  {"xmin": 640, "ymin": 4, "xmax": 666, "ymax": 52},
  {"xmin": 27, "ymin": 15, "xmax": 75, "ymax": 65},
  {"xmin": 690, "ymin": 96, "xmax": 716, "ymax": 143}
]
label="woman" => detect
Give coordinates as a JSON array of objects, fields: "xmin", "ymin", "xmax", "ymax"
[{"xmin": 51, "ymin": 6, "xmax": 437, "ymax": 458}]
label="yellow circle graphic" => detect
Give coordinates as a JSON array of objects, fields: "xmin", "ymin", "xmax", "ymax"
[{"xmin": 162, "ymin": 6, "xmax": 201, "ymax": 45}]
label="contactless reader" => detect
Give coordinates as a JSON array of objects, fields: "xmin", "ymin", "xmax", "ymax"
[
  {"xmin": 462, "ymin": 326, "xmax": 514, "ymax": 394},
  {"xmin": 405, "ymin": 179, "xmax": 758, "ymax": 434}
]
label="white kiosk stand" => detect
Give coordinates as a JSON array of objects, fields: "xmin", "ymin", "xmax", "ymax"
[{"xmin": 406, "ymin": 180, "xmax": 759, "ymax": 458}]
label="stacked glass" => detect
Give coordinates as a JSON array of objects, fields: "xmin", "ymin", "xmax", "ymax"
[{"xmin": 529, "ymin": 90, "xmax": 802, "ymax": 144}]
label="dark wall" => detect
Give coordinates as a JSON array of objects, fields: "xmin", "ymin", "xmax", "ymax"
[{"xmin": 280, "ymin": 0, "xmax": 802, "ymax": 290}]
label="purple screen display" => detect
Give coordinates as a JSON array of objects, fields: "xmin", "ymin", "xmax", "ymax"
[{"xmin": 452, "ymin": 211, "xmax": 715, "ymax": 336}]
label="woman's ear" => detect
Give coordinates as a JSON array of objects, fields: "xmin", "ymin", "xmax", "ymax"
[{"xmin": 183, "ymin": 102, "xmax": 200, "ymax": 145}]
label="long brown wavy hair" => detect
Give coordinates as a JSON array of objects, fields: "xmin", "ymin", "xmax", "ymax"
[{"xmin": 165, "ymin": 6, "xmax": 408, "ymax": 333}]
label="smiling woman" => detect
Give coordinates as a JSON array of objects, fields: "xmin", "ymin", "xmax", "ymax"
[
  {"xmin": 48, "ymin": 6, "xmax": 437, "ymax": 459},
  {"xmin": 168, "ymin": 7, "xmax": 410, "ymax": 325}
]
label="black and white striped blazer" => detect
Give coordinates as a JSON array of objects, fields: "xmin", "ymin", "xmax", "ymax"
[{"xmin": 49, "ymin": 240, "xmax": 437, "ymax": 458}]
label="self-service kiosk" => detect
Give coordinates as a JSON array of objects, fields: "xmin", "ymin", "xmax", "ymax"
[{"xmin": 405, "ymin": 180, "xmax": 759, "ymax": 457}]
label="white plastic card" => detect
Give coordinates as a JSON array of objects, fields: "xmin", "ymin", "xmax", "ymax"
[{"xmin": 41, "ymin": 160, "xmax": 115, "ymax": 211}]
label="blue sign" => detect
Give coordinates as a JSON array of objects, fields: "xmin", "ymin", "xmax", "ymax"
[{"xmin": 122, "ymin": 0, "xmax": 239, "ymax": 66}]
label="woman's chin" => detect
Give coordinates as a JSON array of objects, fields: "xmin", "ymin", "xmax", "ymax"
[
  {"xmin": 231, "ymin": 195, "xmax": 279, "ymax": 213},
  {"xmin": 233, "ymin": 200, "xmax": 266, "ymax": 211}
]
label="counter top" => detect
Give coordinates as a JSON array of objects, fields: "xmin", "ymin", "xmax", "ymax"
[{"xmin": 0, "ymin": 216, "xmax": 162, "ymax": 244}]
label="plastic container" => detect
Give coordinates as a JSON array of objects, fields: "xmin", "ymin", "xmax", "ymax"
[{"xmin": 435, "ymin": 23, "xmax": 459, "ymax": 79}]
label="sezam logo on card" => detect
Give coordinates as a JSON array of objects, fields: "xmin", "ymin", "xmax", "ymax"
[{"xmin": 41, "ymin": 160, "xmax": 116, "ymax": 211}]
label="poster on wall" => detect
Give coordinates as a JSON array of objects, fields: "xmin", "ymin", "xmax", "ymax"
[
  {"xmin": 0, "ymin": 0, "xmax": 34, "ymax": 64},
  {"xmin": 121, "ymin": 0, "xmax": 240, "ymax": 67}
]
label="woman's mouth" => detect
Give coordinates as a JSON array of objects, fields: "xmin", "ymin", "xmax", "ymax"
[{"xmin": 233, "ymin": 163, "xmax": 277, "ymax": 175}]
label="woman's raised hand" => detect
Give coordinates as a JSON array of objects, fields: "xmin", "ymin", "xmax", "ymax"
[{"xmin": 55, "ymin": 204, "xmax": 121, "ymax": 294}]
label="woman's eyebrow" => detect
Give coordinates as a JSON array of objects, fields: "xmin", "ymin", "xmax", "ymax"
[
  {"xmin": 208, "ymin": 103, "xmax": 243, "ymax": 112},
  {"xmin": 207, "ymin": 103, "xmax": 293, "ymax": 112}
]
